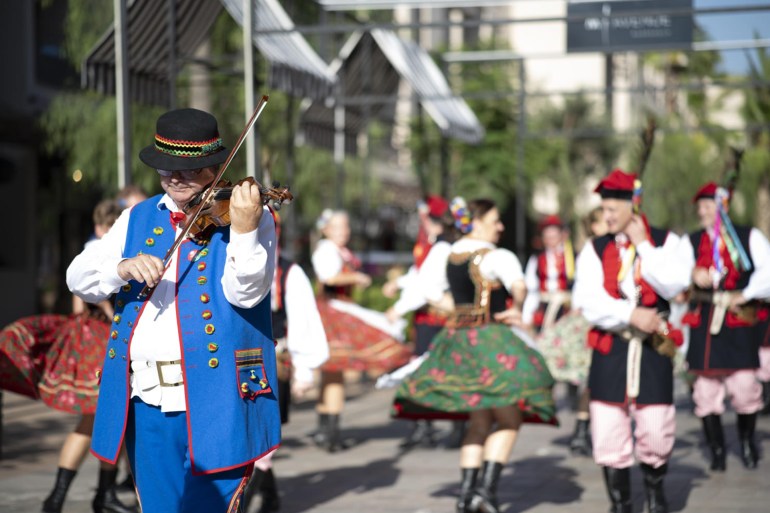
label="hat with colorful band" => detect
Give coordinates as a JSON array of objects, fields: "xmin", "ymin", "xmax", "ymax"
[
  {"xmin": 139, "ymin": 108, "xmax": 228, "ymax": 171},
  {"xmin": 594, "ymin": 168, "xmax": 637, "ymax": 200},
  {"xmin": 692, "ymin": 181, "xmax": 718, "ymax": 203}
]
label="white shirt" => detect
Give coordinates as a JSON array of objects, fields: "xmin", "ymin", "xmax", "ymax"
[
  {"xmin": 272, "ymin": 263, "xmax": 330, "ymax": 384},
  {"xmin": 312, "ymin": 239, "xmax": 347, "ymax": 282},
  {"xmin": 679, "ymin": 226, "xmax": 770, "ymax": 300},
  {"xmin": 392, "ymin": 242, "xmax": 452, "ymax": 316},
  {"xmin": 522, "ymin": 250, "xmax": 565, "ymax": 325},
  {"xmin": 66, "ymin": 194, "xmax": 275, "ymax": 412},
  {"xmin": 420, "ymin": 238, "xmax": 525, "ymax": 302},
  {"xmin": 572, "ymin": 232, "xmax": 690, "ymax": 331}
]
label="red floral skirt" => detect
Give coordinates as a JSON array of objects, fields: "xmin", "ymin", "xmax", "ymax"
[
  {"xmin": 316, "ymin": 298, "xmax": 411, "ymax": 374},
  {"xmin": 1, "ymin": 314, "xmax": 109, "ymax": 414}
]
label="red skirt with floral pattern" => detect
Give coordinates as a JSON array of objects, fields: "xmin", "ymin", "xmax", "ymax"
[
  {"xmin": 1, "ymin": 314, "xmax": 109, "ymax": 414},
  {"xmin": 316, "ymin": 298, "xmax": 411, "ymax": 374}
]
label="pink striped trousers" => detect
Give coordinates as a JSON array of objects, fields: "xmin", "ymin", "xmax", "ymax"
[
  {"xmin": 692, "ymin": 370, "xmax": 763, "ymax": 416},
  {"xmin": 589, "ymin": 401, "xmax": 675, "ymax": 469},
  {"xmin": 757, "ymin": 346, "xmax": 770, "ymax": 382}
]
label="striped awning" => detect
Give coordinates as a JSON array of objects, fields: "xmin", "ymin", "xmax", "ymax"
[
  {"xmin": 82, "ymin": 0, "xmax": 336, "ymax": 105},
  {"xmin": 220, "ymin": 0, "xmax": 336, "ymax": 99},
  {"xmin": 300, "ymin": 28, "xmax": 484, "ymax": 154}
]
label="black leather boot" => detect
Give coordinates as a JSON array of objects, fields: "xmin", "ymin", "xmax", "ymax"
[
  {"xmin": 456, "ymin": 467, "xmax": 479, "ymax": 513},
  {"xmin": 701, "ymin": 414, "xmax": 726, "ymax": 471},
  {"xmin": 42, "ymin": 467, "xmax": 77, "ymax": 513},
  {"xmin": 311, "ymin": 413, "xmax": 330, "ymax": 448},
  {"xmin": 445, "ymin": 421, "xmax": 466, "ymax": 450},
  {"xmin": 602, "ymin": 466, "xmax": 632, "ymax": 513},
  {"xmin": 737, "ymin": 413, "xmax": 759, "ymax": 469},
  {"xmin": 400, "ymin": 420, "xmax": 438, "ymax": 450},
  {"xmin": 470, "ymin": 461, "xmax": 503, "ymax": 513},
  {"xmin": 569, "ymin": 418, "xmax": 592, "ymax": 456},
  {"xmin": 241, "ymin": 468, "xmax": 264, "ymax": 513},
  {"xmin": 258, "ymin": 468, "xmax": 281, "ymax": 513},
  {"xmin": 325, "ymin": 414, "xmax": 352, "ymax": 453},
  {"xmin": 92, "ymin": 468, "xmax": 137, "ymax": 513},
  {"xmin": 640, "ymin": 463, "xmax": 668, "ymax": 513}
]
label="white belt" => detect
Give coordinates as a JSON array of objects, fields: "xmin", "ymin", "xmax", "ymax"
[
  {"xmin": 131, "ymin": 359, "xmax": 184, "ymax": 388},
  {"xmin": 709, "ymin": 291, "xmax": 739, "ymax": 335},
  {"xmin": 539, "ymin": 291, "xmax": 571, "ymax": 330}
]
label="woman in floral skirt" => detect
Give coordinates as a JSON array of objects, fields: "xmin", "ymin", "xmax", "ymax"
[
  {"xmin": 392, "ymin": 198, "xmax": 557, "ymax": 513},
  {"xmin": 312, "ymin": 209, "xmax": 411, "ymax": 452}
]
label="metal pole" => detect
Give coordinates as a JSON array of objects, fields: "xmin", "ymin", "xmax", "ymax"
[
  {"xmin": 334, "ymin": 85, "xmax": 345, "ymax": 209},
  {"xmin": 361, "ymin": 32, "xmax": 372, "ymax": 254},
  {"xmin": 285, "ymin": 95, "xmax": 297, "ymax": 258},
  {"xmin": 114, "ymin": 0, "xmax": 131, "ymax": 187},
  {"xmin": 167, "ymin": 0, "xmax": 177, "ymax": 109},
  {"xmin": 515, "ymin": 58, "xmax": 526, "ymax": 262},
  {"xmin": 244, "ymin": 0, "xmax": 256, "ymax": 178},
  {"xmin": 605, "ymin": 52, "xmax": 613, "ymax": 125}
]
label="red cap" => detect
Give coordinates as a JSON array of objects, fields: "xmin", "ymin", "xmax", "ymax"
[
  {"xmin": 692, "ymin": 182, "xmax": 717, "ymax": 203},
  {"xmin": 594, "ymin": 169, "xmax": 637, "ymax": 199},
  {"xmin": 538, "ymin": 214, "xmax": 563, "ymax": 230},
  {"xmin": 426, "ymin": 195, "xmax": 449, "ymax": 218}
]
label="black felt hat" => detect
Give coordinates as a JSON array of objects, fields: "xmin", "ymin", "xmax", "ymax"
[{"xmin": 139, "ymin": 108, "xmax": 228, "ymax": 171}]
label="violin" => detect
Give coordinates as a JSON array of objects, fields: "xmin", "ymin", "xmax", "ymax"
[
  {"xmin": 182, "ymin": 177, "xmax": 293, "ymax": 242},
  {"xmin": 138, "ymin": 95, "xmax": 291, "ymax": 299}
]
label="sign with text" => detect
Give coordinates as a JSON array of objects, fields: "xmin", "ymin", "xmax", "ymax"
[{"xmin": 567, "ymin": 0, "xmax": 693, "ymax": 53}]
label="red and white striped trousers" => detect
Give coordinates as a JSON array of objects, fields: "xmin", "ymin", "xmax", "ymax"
[
  {"xmin": 692, "ymin": 370, "xmax": 763, "ymax": 416},
  {"xmin": 589, "ymin": 401, "xmax": 675, "ymax": 469},
  {"xmin": 757, "ymin": 346, "xmax": 770, "ymax": 382}
]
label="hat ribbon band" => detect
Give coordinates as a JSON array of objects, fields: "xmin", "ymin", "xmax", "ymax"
[{"xmin": 154, "ymin": 135, "xmax": 223, "ymax": 158}]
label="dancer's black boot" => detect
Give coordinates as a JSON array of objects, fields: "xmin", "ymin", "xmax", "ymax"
[
  {"xmin": 455, "ymin": 467, "xmax": 479, "ymax": 513},
  {"xmin": 258, "ymin": 468, "xmax": 281, "ymax": 513},
  {"xmin": 92, "ymin": 468, "xmax": 137, "ymax": 513},
  {"xmin": 701, "ymin": 414, "xmax": 726, "ymax": 471},
  {"xmin": 326, "ymin": 414, "xmax": 351, "ymax": 453},
  {"xmin": 569, "ymin": 418, "xmax": 592, "ymax": 456},
  {"xmin": 311, "ymin": 413, "xmax": 330, "ymax": 448},
  {"xmin": 241, "ymin": 468, "xmax": 264, "ymax": 513},
  {"xmin": 42, "ymin": 467, "xmax": 77, "ymax": 513},
  {"xmin": 399, "ymin": 420, "xmax": 437, "ymax": 450},
  {"xmin": 470, "ymin": 461, "xmax": 503, "ymax": 513},
  {"xmin": 601, "ymin": 466, "xmax": 632, "ymax": 513},
  {"xmin": 445, "ymin": 421, "xmax": 466, "ymax": 449},
  {"xmin": 640, "ymin": 463, "xmax": 668, "ymax": 513},
  {"xmin": 737, "ymin": 413, "xmax": 759, "ymax": 469}
]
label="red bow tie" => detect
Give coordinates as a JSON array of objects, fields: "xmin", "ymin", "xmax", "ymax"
[{"xmin": 170, "ymin": 211, "xmax": 186, "ymax": 230}]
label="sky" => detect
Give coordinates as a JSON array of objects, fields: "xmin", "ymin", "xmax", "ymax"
[{"xmin": 694, "ymin": 0, "xmax": 770, "ymax": 74}]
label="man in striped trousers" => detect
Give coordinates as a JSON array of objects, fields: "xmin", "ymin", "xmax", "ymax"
[
  {"xmin": 680, "ymin": 182, "xmax": 770, "ymax": 471},
  {"xmin": 573, "ymin": 169, "xmax": 691, "ymax": 513}
]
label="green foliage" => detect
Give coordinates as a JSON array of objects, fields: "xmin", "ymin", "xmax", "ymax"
[
  {"xmin": 40, "ymin": 93, "xmax": 164, "ymax": 195},
  {"xmin": 641, "ymin": 130, "xmax": 721, "ymax": 232}
]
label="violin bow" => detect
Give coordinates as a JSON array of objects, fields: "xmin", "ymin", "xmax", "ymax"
[{"xmin": 138, "ymin": 95, "xmax": 270, "ymax": 299}]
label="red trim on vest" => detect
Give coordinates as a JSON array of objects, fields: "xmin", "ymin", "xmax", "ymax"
[
  {"xmin": 588, "ymin": 235, "xmax": 659, "ymax": 354},
  {"xmin": 536, "ymin": 251, "xmax": 569, "ymax": 292},
  {"xmin": 695, "ymin": 231, "xmax": 741, "ymax": 290}
]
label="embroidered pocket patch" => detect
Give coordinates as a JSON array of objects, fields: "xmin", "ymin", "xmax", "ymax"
[{"xmin": 234, "ymin": 348, "xmax": 272, "ymax": 400}]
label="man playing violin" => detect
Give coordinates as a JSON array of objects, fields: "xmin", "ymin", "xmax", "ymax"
[{"xmin": 67, "ymin": 108, "xmax": 279, "ymax": 513}]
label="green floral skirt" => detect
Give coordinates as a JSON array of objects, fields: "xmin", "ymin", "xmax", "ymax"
[
  {"xmin": 392, "ymin": 323, "xmax": 557, "ymax": 425},
  {"xmin": 535, "ymin": 311, "xmax": 593, "ymax": 385}
]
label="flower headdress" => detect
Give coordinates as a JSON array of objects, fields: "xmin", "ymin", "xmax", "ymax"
[{"xmin": 450, "ymin": 197, "xmax": 473, "ymax": 234}]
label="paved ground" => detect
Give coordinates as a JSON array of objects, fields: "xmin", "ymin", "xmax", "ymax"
[{"xmin": 1, "ymin": 381, "xmax": 769, "ymax": 513}]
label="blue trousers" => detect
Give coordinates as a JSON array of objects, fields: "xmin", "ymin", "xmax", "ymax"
[{"xmin": 125, "ymin": 397, "xmax": 252, "ymax": 513}]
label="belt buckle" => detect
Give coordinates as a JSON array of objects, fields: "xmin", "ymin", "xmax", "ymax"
[{"xmin": 155, "ymin": 360, "xmax": 184, "ymax": 387}]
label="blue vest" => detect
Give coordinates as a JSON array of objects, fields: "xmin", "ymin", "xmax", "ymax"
[{"xmin": 91, "ymin": 195, "xmax": 281, "ymax": 474}]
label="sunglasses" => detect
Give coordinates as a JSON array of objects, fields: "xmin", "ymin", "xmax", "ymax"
[{"xmin": 156, "ymin": 168, "xmax": 205, "ymax": 179}]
